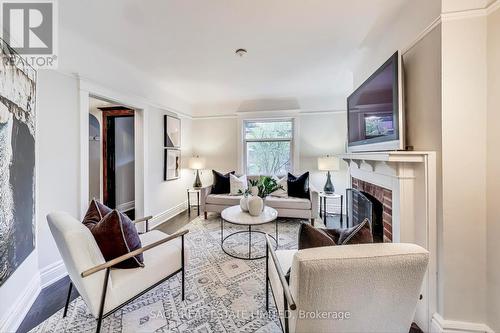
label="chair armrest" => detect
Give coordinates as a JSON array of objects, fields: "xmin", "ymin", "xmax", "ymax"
[
  {"xmin": 310, "ymin": 186, "xmax": 319, "ymax": 218},
  {"xmin": 81, "ymin": 229, "xmax": 189, "ymax": 278},
  {"xmin": 133, "ymin": 215, "xmax": 153, "ymax": 232},
  {"xmin": 266, "ymin": 235, "xmax": 296, "ymax": 310},
  {"xmin": 133, "ymin": 215, "xmax": 153, "ymax": 224},
  {"xmin": 200, "ymin": 185, "xmax": 212, "ymax": 213}
]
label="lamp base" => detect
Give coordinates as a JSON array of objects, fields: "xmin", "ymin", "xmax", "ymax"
[
  {"xmin": 323, "ymin": 171, "xmax": 335, "ymax": 194},
  {"xmin": 193, "ymin": 170, "xmax": 202, "ymax": 189}
]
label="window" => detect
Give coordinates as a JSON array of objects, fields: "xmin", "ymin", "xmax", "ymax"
[{"xmin": 244, "ymin": 120, "xmax": 293, "ymax": 175}]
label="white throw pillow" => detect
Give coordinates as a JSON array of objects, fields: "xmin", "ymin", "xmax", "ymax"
[
  {"xmin": 229, "ymin": 174, "xmax": 248, "ymax": 195},
  {"xmin": 269, "ymin": 176, "xmax": 288, "ymax": 197}
]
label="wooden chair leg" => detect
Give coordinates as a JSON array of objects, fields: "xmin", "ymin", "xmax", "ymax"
[
  {"xmin": 63, "ymin": 282, "xmax": 73, "ymax": 318},
  {"xmin": 204, "ymin": 212, "xmax": 208, "ymax": 219}
]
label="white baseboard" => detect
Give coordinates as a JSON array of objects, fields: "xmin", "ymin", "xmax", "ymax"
[
  {"xmin": 117, "ymin": 200, "xmax": 135, "ymax": 213},
  {"xmin": 40, "ymin": 260, "xmax": 67, "ymax": 288},
  {"xmin": 431, "ymin": 313, "xmax": 494, "ymax": 333},
  {"xmin": 0, "ymin": 274, "xmax": 41, "ymax": 333},
  {"xmin": 149, "ymin": 201, "xmax": 188, "ymax": 229}
]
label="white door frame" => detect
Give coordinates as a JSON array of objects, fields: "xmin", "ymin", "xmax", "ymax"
[{"xmin": 78, "ymin": 79, "xmax": 149, "ymax": 220}]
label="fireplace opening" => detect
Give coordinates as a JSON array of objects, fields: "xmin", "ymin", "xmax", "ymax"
[{"xmin": 346, "ymin": 188, "xmax": 384, "ymax": 243}]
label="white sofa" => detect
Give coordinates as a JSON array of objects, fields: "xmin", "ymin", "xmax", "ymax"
[
  {"xmin": 266, "ymin": 239, "xmax": 429, "ymax": 333},
  {"xmin": 200, "ymin": 175, "xmax": 319, "ymax": 223}
]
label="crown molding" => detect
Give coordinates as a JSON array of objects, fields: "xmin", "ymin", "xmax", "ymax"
[
  {"xmin": 441, "ymin": 0, "xmax": 500, "ymax": 21},
  {"xmin": 402, "ymin": 16, "xmax": 442, "ymax": 55},
  {"xmin": 191, "ymin": 109, "xmax": 346, "ymax": 120},
  {"xmin": 488, "ymin": 0, "xmax": 500, "ymax": 14}
]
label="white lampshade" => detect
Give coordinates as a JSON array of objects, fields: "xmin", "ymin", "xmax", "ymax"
[
  {"xmin": 188, "ymin": 156, "xmax": 206, "ymax": 170},
  {"xmin": 318, "ymin": 156, "xmax": 340, "ymax": 171}
]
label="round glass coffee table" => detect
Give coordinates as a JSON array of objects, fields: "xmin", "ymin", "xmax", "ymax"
[{"xmin": 220, "ymin": 205, "xmax": 278, "ymax": 260}]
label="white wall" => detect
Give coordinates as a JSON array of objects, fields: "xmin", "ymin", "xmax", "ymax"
[
  {"xmin": 191, "ymin": 112, "xmax": 349, "ymax": 208},
  {"xmin": 147, "ymin": 107, "xmax": 193, "ymax": 221},
  {"xmin": 299, "ymin": 113, "xmax": 348, "ymax": 200},
  {"xmin": 486, "ymin": 6, "xmax": 500, "ymax": 332},
  {"xmin": 36, "ymin": 70, "xmax": 81, "ymax": 275},
  {"xmin": 353, "ymin": 0, "xmax": 441, "ymax": 88},
  {"xmin": 192, "ymin": 117, "xmax": 239, "ymax": 187},
  {"xmin": 441, "ymin": 15, "xmax": 488, "ymax": 323}
]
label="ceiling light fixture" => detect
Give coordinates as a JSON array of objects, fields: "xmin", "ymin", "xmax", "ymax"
[{"xmin": 235, "ymin": 48, "xmax": 247, "ymax": 57}]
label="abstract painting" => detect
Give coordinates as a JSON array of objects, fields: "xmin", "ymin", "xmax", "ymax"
[
  {"xmin": 0, "ymin": 38, "xmax": 36, "ymax": 286},
  {"xmin": 164, "ymin": 115, "xmax": 180, "ymax": 148},
  {"xmin": 164, "ymin": 149, "xmax": 180, "ymax": 181}
]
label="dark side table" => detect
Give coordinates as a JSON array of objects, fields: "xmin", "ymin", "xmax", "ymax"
[
  {"xmin": 187, "ymin": 189, "xmax": 200, "ymax": 216},
  {"xmin": 319, "ymin": 192, "xmax": 343, "ymax": 222}
]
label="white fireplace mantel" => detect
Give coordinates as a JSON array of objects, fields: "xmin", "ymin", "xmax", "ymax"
[
  {"xmin": 337, "ymin": 150, "xmax": 437, "ymax": 332},
  {"xmin": 337, "ymin": 151, "xmax": 433, "ymax": 167}
]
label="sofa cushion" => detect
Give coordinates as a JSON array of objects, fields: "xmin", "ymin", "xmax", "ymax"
[
  {"xmin": 269, "ymin": 176, "xmax": 288, "ymax": 197},
  {"xmin": 337, "ymin": 218, "xmax": 374, "ymax": 245},
  {"xmin": 82, "ymin": 199, "xmax": 112, "ymax": 228},
  {"xmin": 298, "ymin": 223, "xmax": 336, "ymax": 250},
  {"xmin": 287, "ymin": 172, "xmax": 310, "ymax": 199},
  {"xmin": 265, "ymin": 196, "xmax": 311, "ymax": 210},
  {"xmin": 206, "ymin": 194, "xmax": 243, "ymax": 206},
  {"xmin": 211, "ymin": 170, "xmax": 235, "ymax": 194},
  {"xmin": 229, "ymin": 174, "xmax": 248, "ymax": 195},
  {"xmin": 89, "ymin": 210, "xmax": 144, "ymax": 269}
]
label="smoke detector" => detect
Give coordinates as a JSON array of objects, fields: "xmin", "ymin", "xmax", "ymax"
[{"xmin": 235, "ymin": 48, "xmax": 247, "ymax": 57}]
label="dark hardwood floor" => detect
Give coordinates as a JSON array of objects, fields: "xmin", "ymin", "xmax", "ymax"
[{"xmin": 17, "ymin": 209, "xmax": 422, "ymax": 333}]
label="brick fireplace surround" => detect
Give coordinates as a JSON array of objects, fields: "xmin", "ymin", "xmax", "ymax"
[{"xmin": 351, "ymin": 178, "xmax": 393, "ymax": 242}]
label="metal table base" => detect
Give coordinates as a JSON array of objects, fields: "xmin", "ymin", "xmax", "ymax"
[{"xmin": 220, "ymin": 218, "xmax": 278, "ymax": 260}]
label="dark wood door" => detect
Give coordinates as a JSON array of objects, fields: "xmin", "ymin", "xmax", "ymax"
[{"xmin": 100, "ymin": 107, "xmax": 134, "ymax": 208}]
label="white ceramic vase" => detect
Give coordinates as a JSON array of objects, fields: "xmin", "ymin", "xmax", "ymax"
[
  {"xmin": 250, "ymin": 186, "xmax": 259, "ymax": 196},
  {"xmin": 248, "ymin": 196, "xmax": 264, "ymax": 216},
  {"xmin": 240, "ymin": 196, "xmax": 249, "ymax": 212}
]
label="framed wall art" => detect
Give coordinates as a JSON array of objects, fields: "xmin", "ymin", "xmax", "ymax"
[
  {"xmin": 164, "ymin": 115, "xmax": 180, "ymax": 148},
  {"xmin": 164, "ymin": 149, "xmax": 181, "ymax": 181}
]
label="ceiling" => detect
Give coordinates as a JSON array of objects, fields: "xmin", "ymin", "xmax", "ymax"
[{"xmin": 60, "ymin": 0, "xmax": 412, "ymax": 112}]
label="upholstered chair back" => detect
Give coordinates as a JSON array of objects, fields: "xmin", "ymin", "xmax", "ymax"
[
  {"xmin": 47, "ymin": 212, "xmax": 110, "ymax": 317},
  {"xmin": 288, "ymin": 243, "xmax": 429, "ymax": 333}
]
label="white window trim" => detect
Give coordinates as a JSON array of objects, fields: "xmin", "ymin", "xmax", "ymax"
[{"xmin": 237, "ymin": 116, "xmax": 300, "ymax": 176}]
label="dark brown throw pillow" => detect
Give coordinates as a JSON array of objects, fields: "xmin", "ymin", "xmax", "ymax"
[
  {"xmin": 89, "ymin": 210, "xmax": 144, "ymax": 269},
  {"xmin": 211, "ymin": 170, "xmax": 235, "ymax": 194},
  {"xmin": 82, "ymin": 199, "xmax": 112, "ymax": 229},
  {"xmin": 298, "ymin": 223, "xmax": 336, "ymax": 250},
  {"xmin": 287, "ymin": 172, "xmax": 310, "ymax": 199},
  {"xmin": 337, "ymin": 218, "xmax": 373, "ymax": 245}
]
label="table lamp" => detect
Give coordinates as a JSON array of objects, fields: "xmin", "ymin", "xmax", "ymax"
[
  {"xmin": 189, "ymin": 156, "xmax": 206, "ymax": 189},
  {"xmin": 318, "ymin": 155, "xmax": 339, "ymax": 194}
]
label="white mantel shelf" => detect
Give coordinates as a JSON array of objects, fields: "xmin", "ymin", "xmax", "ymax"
[{"xmin": 337, "ymin": 151, "xmax": 434, "ymax": 165}]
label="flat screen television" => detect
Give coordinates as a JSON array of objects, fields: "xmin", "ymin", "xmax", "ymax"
[{"xmin": 347, "ymin": 51, "xmax": 404, "ymax": 152}]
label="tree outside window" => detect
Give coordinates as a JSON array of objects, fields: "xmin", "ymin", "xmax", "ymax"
[{"xmin": 244, "ymin": 120, "xmax": 293, "ymax": 176}]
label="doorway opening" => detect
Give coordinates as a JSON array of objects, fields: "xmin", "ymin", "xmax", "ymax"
[{"xmin": 89, "ymin": 97, "xmax": 136, "ymax": 219}]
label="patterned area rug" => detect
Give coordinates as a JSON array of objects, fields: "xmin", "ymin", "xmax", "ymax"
[{"xmin": 31, "ymin": 215, "xmax": 303, "ymax": 332}]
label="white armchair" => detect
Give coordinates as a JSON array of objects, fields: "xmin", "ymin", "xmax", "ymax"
[
  {"xmin": 265, "ymin": 236, "xmax": 429, "ymax": 333},
  {"xmin": 47, "ymin": 212, "xmax": 188, "ymax": 332}
]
